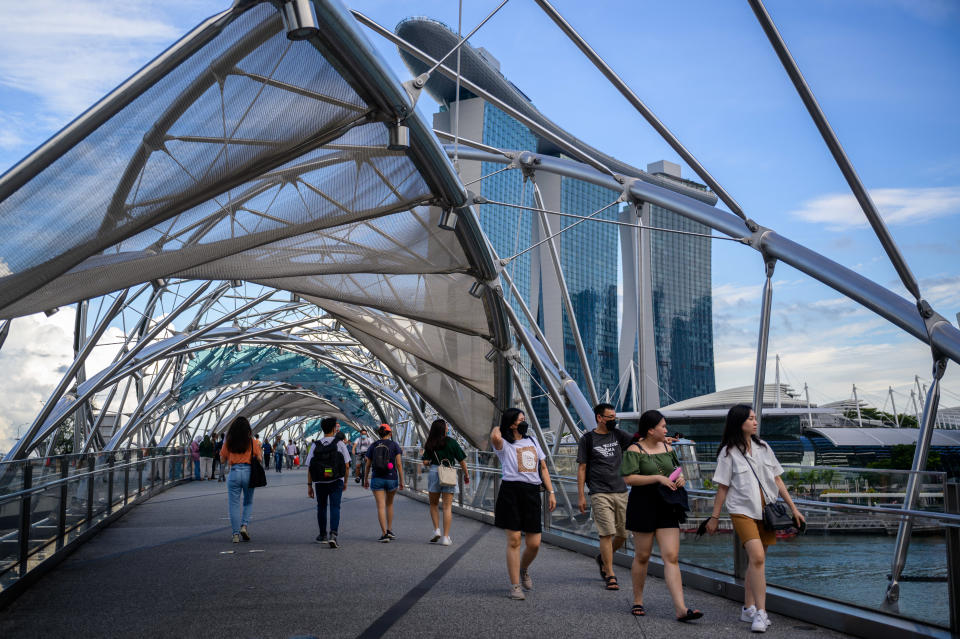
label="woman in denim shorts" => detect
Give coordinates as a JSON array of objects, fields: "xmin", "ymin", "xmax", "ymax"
[
  {"xmin": 364, "ymin": 424, "xmax": 404, "ymax": 542},
  {"xmin": 421, "ymin": 419, "xmax": 470, "ymax": 546}
]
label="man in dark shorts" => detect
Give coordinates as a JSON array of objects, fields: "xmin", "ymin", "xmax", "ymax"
[{"xmin": 577, "ymin": 402, "xmax": 632, "ymax": 591}]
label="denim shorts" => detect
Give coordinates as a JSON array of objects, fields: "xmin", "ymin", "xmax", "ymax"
[
  {"xmin": 427, "ymin": 466, "xmax": 457, "ymax": 494},
  {"xmin": 370, "ymin": 477, "xmax": 398, "ymax": 492}
]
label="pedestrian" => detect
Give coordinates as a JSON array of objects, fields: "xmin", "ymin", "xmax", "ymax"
[
  {"xmin": 274, "ymin": 437, "xmax": 284, "ymax": 473},
  {"xmin": 198, "ymin": 434, "xmax": 214, "ymax": 480},
  {"xmin": 211, "ymin": 433, "xmax": 223, "ymax": 480},
  {"xmin": 363, "ymin": 424, "xmax": 404, "ymax": 542},
  {"xmin": 705, "ymin": 405, "xmax": 805, "ymax": 633},
  {"xmin": 491, "ymin": 408, "xmax": 556, "ymax": 601},
  {"xmin": 306, "ymin": 417, "xmax": 351, "ymax": 548},
  {"xmin": 219, "ymin": 416, "xmax": 263, "ymax": 544},
  {"xmin": 421, "ymin": 418, "xmax": 469, "ymax": 546},
  {"xmin": 285, "ymin": 440, "xmax": 296, "ymax": 470},
  {"xmin": 262, "ymin": 437, "xmax": 272, "ymax": 470},
  {"xmin": 352, "ymin": 430, "xmax": 373, "ymax": 483},
  {"xmin": 621, "ymin": 409, "xmax": 701, "ymax": 621},
  {"xmin": 190, "ymin": 436, "xmax": 201, "ymax": 480},
  {"xmin": 577, "ymin": 402, "xmax": 632, "ymax": 591}
]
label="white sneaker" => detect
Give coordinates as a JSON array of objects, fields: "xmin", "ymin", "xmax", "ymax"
[
  {"xmin": 440, "ymin": 536, "xmax": 452, "ymax": 546},
  {"xmin": 740, "ymin": 605, "xmax": 756, "ymax": 623},
  {"xmin": 751, "ymin": 609, "xmax": 770, "ymax": 633},
  {"xmin": 508, "ymin": 585, "xmax": 525, "ymax": 600},
  {"xmin": 430, "ymin": 528, "xmax": 442, "ymax": 543}
]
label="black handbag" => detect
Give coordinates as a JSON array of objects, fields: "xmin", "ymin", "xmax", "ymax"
[
  {"xmin": 249, "ymin": 445, "xmax": 267, "ymax": 488},
  {"xmin": 743, "ymin": 455, "xmax": 794, "ymax": 530}
]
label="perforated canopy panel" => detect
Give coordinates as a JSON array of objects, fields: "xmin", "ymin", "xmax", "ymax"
[{"xmin": 0, "ymin": 0, "xmax": 510, "ymax": 448}]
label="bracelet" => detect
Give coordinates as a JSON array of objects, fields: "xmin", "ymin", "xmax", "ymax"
[{"xmin": 548, "ymin": 490, "xmax": 555, "ymax": 494}]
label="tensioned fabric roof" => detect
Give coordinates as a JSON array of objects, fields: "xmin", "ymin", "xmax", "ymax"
[{"xmin": 0, "ymin": 0, "xmax": 511, "ymax": 448}]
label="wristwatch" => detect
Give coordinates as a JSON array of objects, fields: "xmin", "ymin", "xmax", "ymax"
[{"xmin": 548, "ymin": 490, "xmax": 555, "ymax": 494}]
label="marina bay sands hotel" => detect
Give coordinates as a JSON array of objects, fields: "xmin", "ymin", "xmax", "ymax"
[{"xmin": 397, "ymin": 17, "xmax": 717, "ymax": 419}]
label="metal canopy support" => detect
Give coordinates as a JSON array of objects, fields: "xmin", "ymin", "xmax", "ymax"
[
  {"xmin": 747, "ymin": 0, "xmax": 920, "ymax": 301},
  {"xmin": 527, "ymin": 173, "xmax": 599, "ymax": 407},
  {"xmin": 752, "ymin": 259, "xmax": 776, "ymax": 429},
  {"xmin": 884, "ymin": 356, "xmax": 948, "ymax": 610},
  {"xmin": 530, "ymin": 0, "xmax": 750, "ymax": 225},
  {"xmin": 499, "ymin": 291, "xmax": 581, "ymax": 446},
  {"xmin": 4, "ymin": 290, "xmax": 128, "ymax": 460}
]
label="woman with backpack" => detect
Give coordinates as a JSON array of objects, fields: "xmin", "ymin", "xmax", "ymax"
[
  {"xmin": 421, "ymin": 418, "xmax": 469, "ymax": 545},
  {"xmin": 363, "ymin": 424, "xmax": 404, "ymax": 542},
  {"xmin": 491, "ymin": 408, "xmax": 556, "ymax": 601},
  {"xmin": 704, "ymin": 405, "xmax": 805, "ymax": 633},
  {"xmin": 219, "ymin": 416, "xmax": 263, "ymax": 543}
]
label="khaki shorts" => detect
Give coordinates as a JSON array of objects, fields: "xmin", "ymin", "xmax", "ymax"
[
  {"xmin": 731, "ymin": 514, "xmax": 776, "ymax": 547},
  {"xmin": 591, "ymin": 492, "xmax": 628, "ymax": 539}
]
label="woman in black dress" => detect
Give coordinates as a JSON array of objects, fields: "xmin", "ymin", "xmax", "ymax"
[{"xmin": 621, "ymin": 409, "xmax": 701, "ymax": 621}]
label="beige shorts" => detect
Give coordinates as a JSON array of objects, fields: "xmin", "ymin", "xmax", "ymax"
[
  {"xmin": 731, "ymin": 514, "xmax": 776, "ymax": 547},
  {"xmin": 591, "ymin": 492, "xmax": 628, "ymax": 539}
]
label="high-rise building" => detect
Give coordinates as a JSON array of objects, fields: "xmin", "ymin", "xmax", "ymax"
[{"xmin": 397, "ymin": 18, "xmax": 716, "ymax": 420}]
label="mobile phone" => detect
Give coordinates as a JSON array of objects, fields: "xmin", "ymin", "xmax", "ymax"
[{"xmin": 668, "ymin": 467, "xmax": 683, "ymax": 482}]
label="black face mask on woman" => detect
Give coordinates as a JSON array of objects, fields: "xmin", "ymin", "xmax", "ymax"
[{"xmin": 516, "ymin": 421, "xmax": 529, "ymax": 438}]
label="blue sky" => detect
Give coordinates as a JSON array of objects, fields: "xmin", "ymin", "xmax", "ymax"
[{"xmin": 0, "ymin": 0, "xmax": 958, "ymax": 445}]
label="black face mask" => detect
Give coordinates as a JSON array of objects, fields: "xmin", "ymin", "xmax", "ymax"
[
  {"xmin": 606, "ymin": 419, "xmax": 617, "ymax": 429},
  {"xmin": 516, "ymin": 421, "xmax": 529, "ymax": 437}
]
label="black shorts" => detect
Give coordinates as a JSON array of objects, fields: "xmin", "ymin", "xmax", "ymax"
[
  {"xmin": 495, "ymin": 481, "xmax": 542, "ymax": 534},
  {"xmin": 625, "ymin": 484, "xmax": 681, "ymax": 533}
]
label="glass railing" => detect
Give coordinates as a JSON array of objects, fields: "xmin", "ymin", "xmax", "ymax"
[
  {"xmin": 0, "ymin": 448, "xmax": 191, "ymax": 597},
  {"xmin": 400, "ymin": 456, "xmax": 958, "ymax": 632}
]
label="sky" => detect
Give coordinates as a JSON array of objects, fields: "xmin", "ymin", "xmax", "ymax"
[{"xmin": 0, "ymin": 0, "xmax": 959, "ymax": 449}]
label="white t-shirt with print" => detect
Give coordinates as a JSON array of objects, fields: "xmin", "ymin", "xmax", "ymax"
[{"xmin": 494, "ymin": 436, "xmax": 545, "ymax": 484}]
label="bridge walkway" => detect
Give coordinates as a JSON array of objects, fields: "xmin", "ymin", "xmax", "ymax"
[{"xmin": 0, "ymin": 469, "xmax": 853, "ymax": 638}]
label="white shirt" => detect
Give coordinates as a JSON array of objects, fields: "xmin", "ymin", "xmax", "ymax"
[
  {"xmin": 712, "ymin": 441, "xmax": 784, "ymax": 520},
  {"xmin": 305, "ymin": 437, "xmax": 352, "ymax": 484},
  {"xmin": 285, "ymin": 443, "xmax": 296, "ymax": 455},
  {"xmin": 355, "ymin": 435, "xmax": 372, "ymax": 454},
  {"xmin": 493, "ymin": 436, "xmax": 545, "ymax": 484}
]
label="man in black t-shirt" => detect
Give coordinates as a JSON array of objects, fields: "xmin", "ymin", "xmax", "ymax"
[{"xmin": 577, "ymin": 403, "xmax": 632, "ymax": 591}]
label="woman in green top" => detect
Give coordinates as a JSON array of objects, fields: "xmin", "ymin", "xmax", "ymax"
[
  {"xmin": 621, "ymin": 409, "xmax": 702, "ymax": 622},
  {"xmin": 421, "ymin": 419, "xmax": 469, "ymax": 545}
]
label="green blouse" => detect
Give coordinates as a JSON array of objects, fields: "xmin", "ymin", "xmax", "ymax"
[
  {"xmin": 620, "ymin": 448, "xmax": 679, "ymax": 477},
  {"xmin": 422, "ymin": 437, "xmax": 466, "ymax": 466}
]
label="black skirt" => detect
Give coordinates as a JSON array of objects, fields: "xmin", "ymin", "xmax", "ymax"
[
  {"xmin": 495, "ymin": 480, "xmax": 542, "ymax": 533},
  {"xmin": 625, "ymin": 483, "xmax": 681, "ymax": 533}
]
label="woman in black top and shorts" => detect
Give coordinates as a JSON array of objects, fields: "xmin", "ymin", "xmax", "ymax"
[
  {"xmin": 491, "ymin": 408, "xmax": 556, "ymax": 601},
  {"xmin": 621, "ymin": 409, "xmax": 701, "ymax": 622}
]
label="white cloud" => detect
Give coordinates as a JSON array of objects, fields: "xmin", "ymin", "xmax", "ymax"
[
  {"xmin": 0, "ymin": 1, "xmax": 180, "ymax": 118},
  {"xmin": 790, "ymin": 186, "xmax": 960, "ymax": 231}
]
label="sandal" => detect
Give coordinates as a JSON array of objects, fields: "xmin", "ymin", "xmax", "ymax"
[
  {"xmin": 631, "ymin": 604, "xmax": 645, "ymax": 616},
  {"xmin": 604, "ymin": 575, "xmax": 620, "ymax": 590},
  {"xmin": 677, "ymin": 608, "xmax": 703, "ymax": 622},
  {"xmin": 595, "ymin": 553, "xmax": 606, "ymax": 580}
]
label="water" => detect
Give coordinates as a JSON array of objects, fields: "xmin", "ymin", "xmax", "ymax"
[{"xmin": 677, "ymin": 532, "xmax": 949, "ymax": 628}]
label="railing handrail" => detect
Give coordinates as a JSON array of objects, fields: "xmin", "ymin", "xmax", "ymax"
[{"xmin": 0, "ymin": 451, "xmax": 186, "ymax": 507}]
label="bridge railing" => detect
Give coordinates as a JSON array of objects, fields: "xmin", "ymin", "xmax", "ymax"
[
  {"xmin": 401, "ymin": 455, "xmax": 958, "ymax": 635},
  {"xmin": 0, "ymin": 448, "xmax": 191, "ymax": 602}
]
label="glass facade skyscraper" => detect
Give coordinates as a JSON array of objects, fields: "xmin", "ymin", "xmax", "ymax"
[{"xmin": 404, "ymin": 17, "xmax": 715, "ymax": 423}]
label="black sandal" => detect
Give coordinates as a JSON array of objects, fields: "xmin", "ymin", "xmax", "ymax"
[
  {"xmin": 631, "ymin": 604, "xmax": 645, "ymax": 616},
  {"xmin": 604, "ymin": 574, "xmax": 620, "ymax": 590},
  {"xmin": 677, "ymin": 608, "xmax": 703, "ymax": 622},
  {"xmin": 595, "ymin": 553, "xmax": 606, "ymax": 580}
]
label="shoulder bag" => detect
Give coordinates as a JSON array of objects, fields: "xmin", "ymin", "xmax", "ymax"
[
  {"xmin": 742, "ymin": 452, "xmax": 793, "ymax": 530},
  {"xmin": 249, "ymin": 444, "xmax": 267, "ymax": 488},
  {"xmin": 434, "ymin": 451, "xmax": 458, "ymax": 487}
]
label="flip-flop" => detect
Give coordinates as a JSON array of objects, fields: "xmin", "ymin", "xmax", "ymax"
[
  {"xmin": 595, "ymin": 553, "xmax": 606, "ymax": 580},
  {"xmin": 631, "ymin": 604, "xmax": 645, "ymax": 617},
  {"xmin": 604, "ymin": 575, "xmax": 620, "ymax": 590},
  {"xmin": 677, "ymin": 608, "xmax": 703, "ymax": 622}
]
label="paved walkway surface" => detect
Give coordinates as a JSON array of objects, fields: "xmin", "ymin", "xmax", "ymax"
[{"xmin": 0, "ymin": 469, "xmax": 854, "ymax": 638}]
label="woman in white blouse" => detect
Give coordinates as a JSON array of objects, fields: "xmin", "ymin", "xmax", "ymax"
[{"xmin": 704, "ymin": 405, "xmax": 804, "ymax": 633}]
